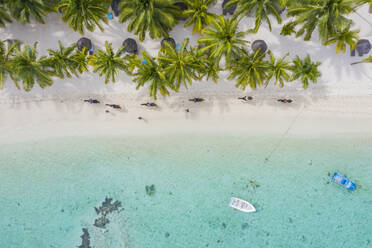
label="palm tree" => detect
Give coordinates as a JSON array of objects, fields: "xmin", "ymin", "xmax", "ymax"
[
  {"xmin": 325, "ymin": 25, "xmax": 359, "ymax": 53},
  {"xmin": 88, "ymin": 41, "xmax": 129, "ymax": 84},
  {"xmin": 284, "ymin": 0, "xmax": 353, "ymax": 44},
  {"xmin": 291, "ymin": 55, "xmax": 321, "ymax": 89},
  {"xmin": 42, "ymin": 41, "xmax": 80, "ymax": 78},
  {"xmin": 0, "ymin": 40, "xmax": 19, "ymax": 89},
  {"xmin": 198, "ymin": 15, "xmax": 248, "ymax": 67},
  {"xmin": 200, "ymin": 58, "xmax": 222, "ymax": 83},
  {"xmin": 70, "ymin": 46, "xmax": 89, "ymax": 74},
  {"xmin": 132, "ymin": 51, "xmax": 174, "ymax": 99},
  {"xmin": 183, "ymin": 0, "xmax": 217, "ymax": 34},
  {"xmin": 228, "ymin": 48, "xmax": 270, "ymax": 90},
  {"xmin": 158, "ymin": 38, "xmax": 200, "ymax": 90},
  {"xmin": 266, "ymin": 51, "xmax": 292, "ymax": 88},
  {"xmin": 7, "ymin": 0, "xmax": 53, "ymax": 25},
  {"xmin": 0, "ymin": 0, "xmax": 11, "ymax": 27},
  {"xmin": 224, "ymin": 0, "xmax": 282, "ymax": 33},
  {"xmin": 10, "ymin": 43, "xmax": 54, "ymax": 91},
  {"xmin": 57, "ymin": 0, "xmax": 109, "ymax": 34},
  {"xmin": 118, "ymin": 0, "xmax": 180, "ymax": 42}
]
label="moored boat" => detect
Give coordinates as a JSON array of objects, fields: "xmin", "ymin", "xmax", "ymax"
[
  {"xmin": 332, "ymin": 172, "xmax": 356, "ymax": 191},
  {"xmin": 229, "ymin": 197, "xmax": 256, "ymax": 213}
]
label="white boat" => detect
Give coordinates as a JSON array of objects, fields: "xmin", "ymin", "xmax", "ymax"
[{"xmin": 229, "ymin": 197, "xmax": 256, "ymax": 213}]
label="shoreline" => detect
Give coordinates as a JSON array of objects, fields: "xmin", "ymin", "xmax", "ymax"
[{"xmin": 2, "ymin": 93, "xmax": 372, "ymax": 145}]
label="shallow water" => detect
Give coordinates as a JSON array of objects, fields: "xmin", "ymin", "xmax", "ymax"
[{"xmin": 0, "ymin": 134, "xmax": 371, "ymax": 247}]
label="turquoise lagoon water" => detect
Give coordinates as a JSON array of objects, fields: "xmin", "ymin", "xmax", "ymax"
[{"xmin": 0, "ymin": 134, "xmax": 372, "ymax": 248}]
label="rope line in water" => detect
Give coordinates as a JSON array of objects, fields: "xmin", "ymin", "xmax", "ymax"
[{"xmin": 265, "ymin": 106, "xmax": 305, "ymax": 162}]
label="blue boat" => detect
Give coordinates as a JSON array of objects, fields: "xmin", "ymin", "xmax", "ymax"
[{"xmin": 332, "ymin": 172, "xmax": 356, "ymax": 191}]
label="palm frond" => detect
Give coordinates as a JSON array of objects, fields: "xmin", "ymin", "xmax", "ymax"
[{"xmin": 57, "ymin": 0, "xmax": 108, "ymax": 34}]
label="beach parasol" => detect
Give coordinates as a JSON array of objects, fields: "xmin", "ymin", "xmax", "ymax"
[
  {"xmin": 77, "ymin": 37, "xmax": 92, "ymax": 51},
  {"xmin": 122, "ymin": 38, "xmax": 138, "ymax": 55},
  {"xmin": 252, "ymin": 40, "xmax": 268, "ymax": 54},
  {"xmin": 161, "ymin": 37, "xmax": 176, "ymax": 49},
  {"xmin": 351, "ymin": 39, "xmax": 371, "ymax": 57}
]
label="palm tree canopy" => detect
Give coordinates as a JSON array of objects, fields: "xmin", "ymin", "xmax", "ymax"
[
  {"xmin": 0, "ymin": 39, "xmax": 19, "ymax": 89},
  {"xmin": 57, "ymin": 0, "xmax": 109, "ymax": 34},
  {"xmin": 77, "ymin": 37, "xmax": 92, "ymax": 51},
  {"xmin": 266, "ymin": 51, "xmax": 292, "ymax": 88},
  {"xmin": 228, "ymin": 48, "xmax": 270, "ymax": 90},
  {"xmin": 42, "ymin": 40, "xmax": 80, "ymax": 78},
  {"xmin": 225, "ymin": 0, "xmax": 282, "ymax": 33},
  {"xmin": 198, "ymin": 15, "xmax": 248, "ymax": 67},
  {"xmin": 119, "ymin": 0, "xmax": 180, "ymax": 41},
  {"xmin": 251, "ymin": 40, "xmax": 268, "ymax": 54},
  {"xmin": 132, "ymin": 51, "xmax": 174, "ymax": 99},
  {"xmin": 325, "ymin": 24, "xmax": 359, "ymax": 53},
  {"xmin": 123, "ymin": 38, "xmax": 138, "ymax": 54},
  {"xmin": 88, "ymin": 41, "xmax": 128, "ymax": 84},
  {"xmin": 291, "ymin": 54, "xmax": 322, "ymax": 89},
  {"xmin": 71, "ymin": 47, "xmax": 89, "ymax": 74},
  {"xmin": 285, "ymin": 0, "xmax": 353, "ymax": 43},
  {"xmin": 7, "ymin": 0, "xmax": 53, "ymax": 25},
  {"xmin": 0, "ymin": 0, "xmax": 12, "ymax": 27},
  {"xmin": 183, "ymin": 0, "xmax": 217, "ymax": 33},
  {"xmin": 10, "ymin": 43, "xmax": 54, "ymax": 91},
  {"xmin": 158, "ymin": 38, "xmax": 201, "ymax": 90}
]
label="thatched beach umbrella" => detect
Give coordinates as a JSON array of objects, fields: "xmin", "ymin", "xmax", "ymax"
[
  {"xmin": 222, "ymin": 0, "xmax": 237, "ymax": 16},
  {"xmin": 77, "ymin": 37, "xmax": 92, "ymax": 51},
  {"xmin": 252, "ymin": 40, "xmax": 268, "ymax": 54},
  {"xmin": 161, "ymin": 37, "xmax": 176, "ymax": 49},
  {"xmin": 122, "ymin": 38, "xmax": 138, "ymax": 54},
  {"xmin": 174, "ymin": 2, "xmax": 188, "ymax": 21},
  {"xmin": 351, "ymin": 39, "xmax": 371, "ymax": 57},
  {"xmin": 111, "ymin": 0, "xmax": 122, "ymax": 17}
]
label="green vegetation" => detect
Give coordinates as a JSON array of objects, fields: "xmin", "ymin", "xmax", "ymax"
[
  {"xmin": 266, "ymin": 51, "xmax": 292, "ymax": 88},
  {"xmin": 291, "ymin": 55, "xmax": 322, "ymax": 89},
  {"xmin": 0, "ymin": 0, "xmax": 11, "ymax": 27},
  {"xmin": 118, "ymin": 0, "xmax": 180, "ymax": 41},
  {"xmin": 7, "ymin": 0, "xmax": 53, "ymax": 25},
  {"xmin": 198, "ymin": 16, "xmax": 248, "ymax": 67},
  {"xmin": 183, "ymin": 0, "xmax": 216, "ymax": 34},
  {"xmin": 225, "ymin": 0, "xmax": 283, "ymax": 33},
  {"xmin": 325, "ymin": 24, "xmax": 360, "ymax": 53},
  {"xmin": 5, "ymin": 0, "xmax": 372, "ymax": 98},
  {"xmin": 158, "ymin": 38, "xmax": 200, "ymax": 90},
  {"xmin": 43, "ymin": 41, "xmax": 80, "ymax": 78},
  {"xmin": 228, "ymin": 48, "xmax": 269, "ymax": 90},
  {"xmin": 133, "ymin": 51, "xmax": 174, "ymax": 99},
  {"xmin": 0, "ymin": 40, "xmax": 17, "ymax": 89},
  {"xmin": 284, "ymin": 0, "xmax": 354, "ymax": 44},
  {"xmin": 11, "ymin": 43, "xmax": 54, "ymax": 91},
  {"xmin": 88, "ymin": 41, "xmax": 129, "ymax": 84},
  {"xmin": 57, "ymin": 0, "xmax": 109, "ymax": 34}
]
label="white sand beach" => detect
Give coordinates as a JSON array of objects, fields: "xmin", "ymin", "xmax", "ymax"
[{"xmin": 1, "ymin": 3, "xmax": 372, "ymax": 144}]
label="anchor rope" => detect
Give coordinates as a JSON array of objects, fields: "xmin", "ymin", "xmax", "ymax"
[{"xmin": 265, "ymin": 105, "xmax": 305, "ymax": 162}]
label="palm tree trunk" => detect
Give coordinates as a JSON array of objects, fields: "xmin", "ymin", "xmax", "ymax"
[{"xmin": 350, "ymin": 61, "xmax": 367, "ymax": 65}]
